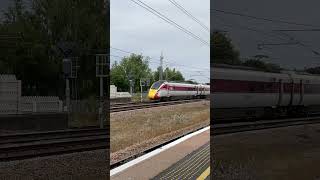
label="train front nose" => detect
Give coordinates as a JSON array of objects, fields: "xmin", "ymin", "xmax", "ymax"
[{"xmin": 148, "ymin": 89, "xmax": 158, "ymax": 100}]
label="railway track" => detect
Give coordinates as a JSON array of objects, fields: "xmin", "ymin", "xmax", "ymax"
[
  {"xmin": 110, "ymin": 125, "xmax": 209, "ymax": 170},
  {"xmin": 0, "ymin": 128, "xmax": 108, "ymax": 161},
  {"xmin": 110, "ymin": 99, "xmax": 208, "ymax": 113},
  {"xmin": 3, "ymin": 115, "xmax": 319, "ymax": 163},
  {"xmin": 111, "ymin": 116, "xmax": 320, "ymax": 170},
  {"xmin": 213, "ymin": 116, "xmax": 320, "ymax": 135}
]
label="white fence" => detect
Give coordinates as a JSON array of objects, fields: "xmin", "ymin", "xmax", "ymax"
[
  {"xmin": 20, "ymin": 96, "xmax": 63, "ymax": 113},
  {"xmin": 0, "ymin": 75, "xmax": 21, "ymax": 114},
  {"xmin": 110, "ymin": 85, "xmax": 131, "ymax": 99},
  {"xmin": 0, "ymin": 75, "xmax": 63, "ymax": 114}
]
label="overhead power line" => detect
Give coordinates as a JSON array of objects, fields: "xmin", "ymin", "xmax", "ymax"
[
  {"xmin": 274, "ymin": 31, "xmax": 320, "ymax": 56},
  {"xmin": 257, "ymin": 42, "xmax": 299, "ymax": 49},
  {"xmin": 212, "ymin": 9, "xmax": 320, "ymax": 28},
  {"xmin": 167, "ymin": 0, "xmax": 209, "ymax": 32},
  {"xmin": 129, "ymin": 0, "xmax": 210, "ymax": 46},
  {"xmin": 110, "ymin": 54, "xmax": 160, "ymax": 66},
  {"xmin": 110, "ymin": 47, "xmax": 132, "ymax": 54},
  {"xmin": 110, "ymin": 46, "xmax": 210, "ymax": 71},
  {"xmin": 273, "ymin": 29, "xmax": 320, "ymax": 32},
  {"xmin": 110, "ymin": 53, "xmax": 209, "ymax": 82},
  {"xmin": 213, "ymin": 15, "xmax": 320, "ymax": 56},
  {"xmin": 214, "ymin": 15, "xmax": 290, "ymax": 42}
]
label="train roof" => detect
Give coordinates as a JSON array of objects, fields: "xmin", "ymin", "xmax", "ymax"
[
  {"xmin": 211, "ymin": 63, "xmax": 275, "ymax": 72},
  {"xmin": 212, "ymin": 63, "xmax": 320, "ymax": 77},
  {"xmin": 154, "ymin": 80, "xmax": 208, "ymax": 85},
  {"xmin": 212, "ymin": 64, "xmax": 320, "ymax": 83}
]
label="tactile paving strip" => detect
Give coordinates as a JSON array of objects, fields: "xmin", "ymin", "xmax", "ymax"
[{"xmin": 152, "ymin": 142, "xmax": 210, "ymax": 180}]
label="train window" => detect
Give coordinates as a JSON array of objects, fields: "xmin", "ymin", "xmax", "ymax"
[
  {"xmin": 161, "ymin": 84, "xmax": 168, "ymax": 89},
  {"xmin": 260, "ymin": 84, "xmax": 264, "ymax": 91},
  {"xmin": 151, "ymin": 81, "xmax": 163, "ymax": 89}
]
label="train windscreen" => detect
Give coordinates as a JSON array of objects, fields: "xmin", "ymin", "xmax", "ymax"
[{"xmin": 150, "ymin": 81, "xmax": 163, "ymax": 89}]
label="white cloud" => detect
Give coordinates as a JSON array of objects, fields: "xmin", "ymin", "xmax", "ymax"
[{"xmin": 111, "ymin": 0, "xmax": 210, "ymax": 83}]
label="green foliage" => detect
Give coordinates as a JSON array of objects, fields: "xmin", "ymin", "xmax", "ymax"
[
  {"xmin": 211, "ymin": 31, "xmax": 241, "ymax": 65},
  {"xmin": 110, "ymin": 54, "xmax": 153, "ymax": 92},
  {"xmin": 305, "ymin": 67, "xmax": 320, "ymax": 74},
  {"xmin": 211, "ymin": 32, "xmax": 282, "ymax": 72},
  {"xmin": 153, "ymin": 67, "xmax": 185, "ymax": 82},
  {"xmin": 110, "ymin": 54, "xmax": 186, "ymax": 92},
  {"xmin": 0, "ymin": 0, "xmax": 108, "ymax": 97},
  {"xmin": 184, "ymin": 80, "xmax": 197, "ymax": 84},
  {"xmin": 242, "ymin": 55, "xmax": 282, "ymax": 73}
]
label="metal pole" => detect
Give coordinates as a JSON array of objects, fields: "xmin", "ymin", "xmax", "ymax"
[
  {"xmin": 99, "ymin": 77, "xmax": 103, "ymax": 128},
  {"xmin": 140, "ymin": 84, "xmax": 143, "ymax": 102},
  {"xmin": 160, "ymin": 52, "xmax": 163, "ymax": 80},
  {"xmin": 129, "ymin": 80, "xmax": 133, "ymax": 95},
  {"xmin": 66, "ymin": 78, "xmax": 70, "ymax": 112},
  {"xmin": 166, "ymin": 67, "xmax": 168, "ymax": 80}
]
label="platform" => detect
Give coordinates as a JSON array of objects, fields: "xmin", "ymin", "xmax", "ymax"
[
  {"xmin": 152, "ymin": 142, "xmax": 210, "ymax": 179},
  {"xmin": 110, "ymin": 126, "xmax": 210, "ymax": 180}
]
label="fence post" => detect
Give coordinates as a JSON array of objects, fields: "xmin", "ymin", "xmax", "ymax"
[
  {"xmin": 58, "ymin": 101, "xmax": 63, "ymax": 112},
  {"xmin": 32, "ymin": 101, "xmax": 37, "ymax": 113},
  {"xmin": 17, "ymin": 80, "xmax": 21, "ymax": 114}
]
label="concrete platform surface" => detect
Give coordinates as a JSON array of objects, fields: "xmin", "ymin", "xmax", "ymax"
[{"xmin": 111, "ymin": 126, "xmax": 210, "ymax": 180}]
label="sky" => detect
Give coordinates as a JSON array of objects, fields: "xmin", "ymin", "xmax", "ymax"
[
  {"xmin": 0, "ymin": 0, "xmax": 31, "ymax": 21},
  {"xmin": 2, "ymin": 0, "xmax": 320, "ymax": 77},
  {"xmin": 111, "ymin": 0, "xmax": 210, "ymax": 83},
  {"xmin": 212, "ymin": 0, "xmax": 320, "ymax": 70},
  {"xmin": 0, "ymin": 0, "xmax": 11, "ymax": 20}
]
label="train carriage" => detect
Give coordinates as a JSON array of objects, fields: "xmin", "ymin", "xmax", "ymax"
[
  {"xmin": 211, "ymin": 64, "xmax": 320, "ymax": 120},
  {"xmin": 148, "ymin": 80, "xmax": 210, "ymax": 101}
]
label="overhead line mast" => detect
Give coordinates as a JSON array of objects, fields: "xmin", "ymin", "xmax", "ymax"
[{"xmin": 160, "ymin": 52, "xmax": 164, "ymax": 80}]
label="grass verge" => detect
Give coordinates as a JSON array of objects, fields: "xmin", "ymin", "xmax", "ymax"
[{"xmin": 110, "ymin": 101, "xmax": 209, "ymax": 153}]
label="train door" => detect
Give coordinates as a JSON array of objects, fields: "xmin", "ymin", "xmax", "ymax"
[
  {"xmin": 196, "ymin": 85, "xmax": 199, "ymax": 96},
  {"xmin": 166, "ymin": 84, "xmax": 171, "ymax": 98},
  {"xmin": 289, "ymin": 80, "xmax": 294, "ymax": 106},
  {"xmin": 199, "ymin": 85, "xmax": 204, "ymax": 98},
  {"xmin": 287, "ymin": 73, "xmax": 294, "ymax": 106},
  {"xmin": 299, "ymin": 79, "xmax": 304, "ymax": 105},
  {"xmin": 277, "ymin": 79, "xmax": 283, "ymax": 106}
]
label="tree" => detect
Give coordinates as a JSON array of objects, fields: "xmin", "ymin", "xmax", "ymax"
[
  {"xmin": 305, "ymin": 67, "xmax": 320, "ymax": 74},
  {"xmin": 242, "ymin": 55, "xmax": 281, "ymax": 73},
  {"xmin": 210, "ymin": 32, "xmax": 283, "ymax": 72},
  {"xmin": 0, "ymin": 0, "xmax": 108, "ymax": 97},
  {"xmin": 153, "ymin": 67, "xmax": 185, "ymax": 82},
  {"xmin": 211, "ymin": 31, "xmax": 241, "ymax": 65},
  {"xmin": 184, "ymin": 80, "xmax": 198, "ymax": 84},
  {"xmin": 110, "ymin": 54, "xmax": 153, "ymax": 92}
]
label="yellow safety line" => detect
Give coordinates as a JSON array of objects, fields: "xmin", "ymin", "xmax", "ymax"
[{"xmin": 196, "ymin": 166, "xmax": 210, "ymax": 180}]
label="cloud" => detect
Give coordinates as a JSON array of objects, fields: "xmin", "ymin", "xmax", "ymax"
[
  {"xmin": 212, "ymin": 0, "xmax": 320, "ymax": 69},
  {"xmin": 111, "ymin": 0, "xmax": 210, "ymax": 83}
]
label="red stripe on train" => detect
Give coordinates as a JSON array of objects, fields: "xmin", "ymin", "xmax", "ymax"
[
  {"xmin": 160, "ymin": 85, "xmax": 209, "ymax": 91},
  {"xmin": 212, "ymin": 79, "xmax": 319, "ymax": 93}
]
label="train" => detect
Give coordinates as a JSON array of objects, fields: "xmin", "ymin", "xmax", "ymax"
[
  {"xmin": 148, "ymin": 80, "xmax": 210, "ymax": 101},
  {"xmin": 211, "ymin": 64, "xmax": 320, "ymax": 120}
]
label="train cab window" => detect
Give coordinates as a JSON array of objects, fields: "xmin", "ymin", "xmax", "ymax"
[
  {"xmin": 249, "ymin": 83, "xmax": 255, "ymax": 92},
  {"xmin": 151, "ymin": 81, "xmax": 164, "ymax": 89}
]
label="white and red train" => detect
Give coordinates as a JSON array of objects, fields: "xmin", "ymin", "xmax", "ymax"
[
  {"xmin": 148, "ymin": 80, "xmax": 210, "ymax": 101},
  {"xmin": 212, "ymin": 64, "xmax": 320, "ymax": 120}
]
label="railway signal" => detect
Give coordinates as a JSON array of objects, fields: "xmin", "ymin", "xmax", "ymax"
[
  {"xmin": 62, "ymin": 57, "xmax": 80, "ymax": 112},
  {"xmin": 63, "ymin": 59, "xmax": 71, "ymax": 112},
  {"xmin": 140, "ymin": 78, "xmax": 150, "ymax": 102},
  {"xmin": 96, "ymin": 54, "xmax": 108, "ymax": 128}
]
